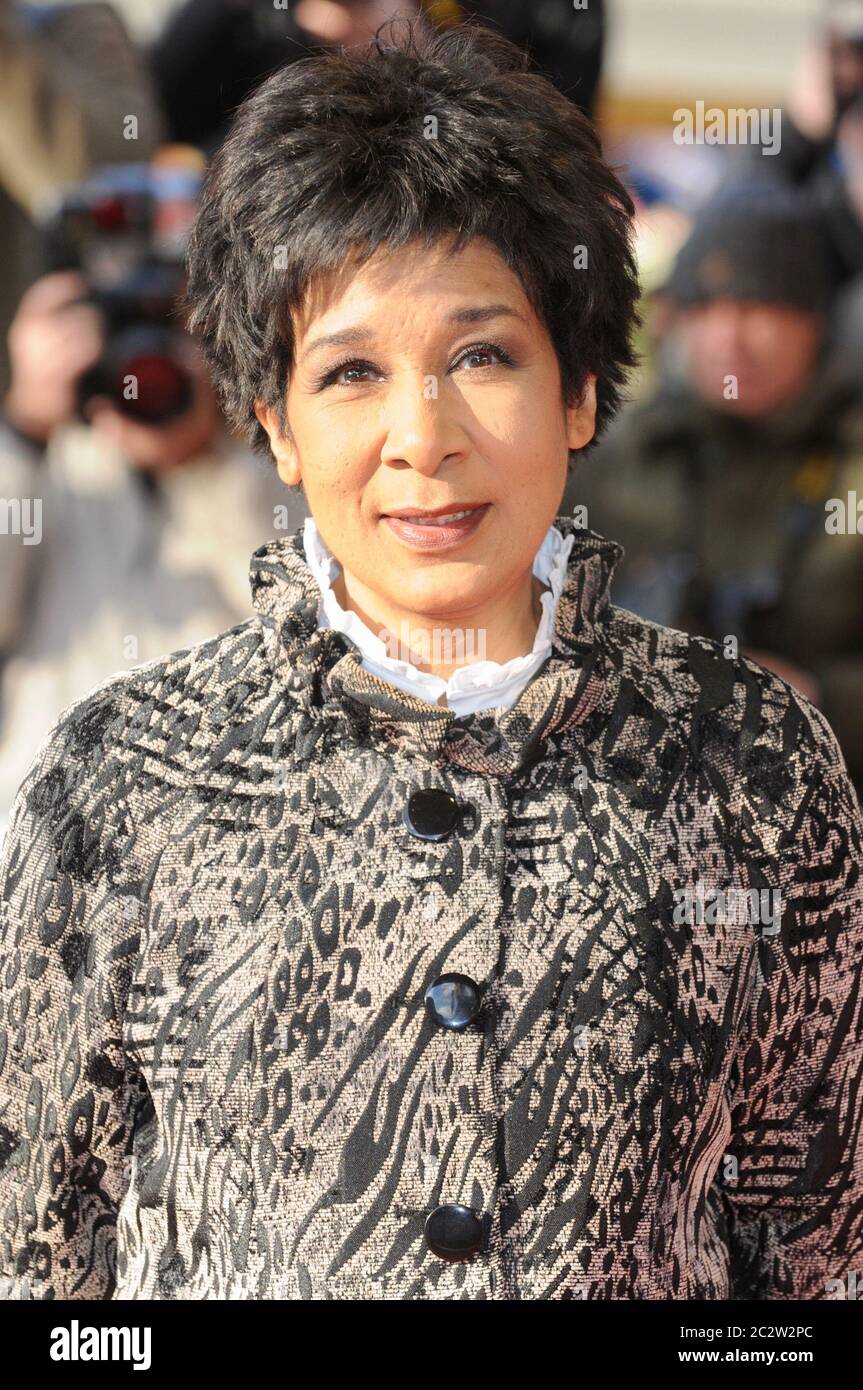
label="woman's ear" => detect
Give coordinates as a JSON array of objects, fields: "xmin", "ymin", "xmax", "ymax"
[
  {"xmin": 254, "ymin": 401, "xmax": 301, "ymax": 487},
  {"xmin": 566, "ymin": 373, "xmax": 597, "ymax": 452}
]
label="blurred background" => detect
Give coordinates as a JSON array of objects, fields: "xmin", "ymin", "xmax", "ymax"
[{"xmin": 1, "ymin": 0, "xmax": 862, "ymax": 849}]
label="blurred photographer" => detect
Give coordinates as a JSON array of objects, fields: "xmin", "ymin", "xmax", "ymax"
[
  {"xmin": 567, "ymin": 179, "xmax": 863, "ymax": 795},
  {"xmin": 0, "ymin": 151, "xmax": 300, "ymax": 840},
  {"xmin": 153, "ymin": 0, "xmax": 423, "ymax": 153},
  {"xmin": 0, "ymin": 0, "xmax": 164, "ymax": 394},
  {"xmin": 759, "ymin": 0, "xmax": 863, "ymax": 185},
  {"xmin": 152, "ymin": 0, "xmax": 603, "ymax": 159}
]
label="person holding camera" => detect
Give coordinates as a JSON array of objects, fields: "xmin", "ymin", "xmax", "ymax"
[
  {"xmin": 0, "ymin": 0, "xmax": 165, "ymax": 396},
  {"xmin": 0, "ymin": 261, "xmax": 299, "ymax": 845}
]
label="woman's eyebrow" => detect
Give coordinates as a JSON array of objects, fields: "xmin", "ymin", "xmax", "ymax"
[{"xmin": 301, "ymin": 305, "xmax": 526, "ymax": 361}]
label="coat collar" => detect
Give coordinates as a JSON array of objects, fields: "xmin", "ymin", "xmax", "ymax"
[{"xmin": 249, "ymin": 511, "xmax": 625, "ymax": 777}]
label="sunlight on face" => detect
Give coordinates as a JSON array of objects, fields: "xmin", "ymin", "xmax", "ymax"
[{"xmin": 255, "ymin": 235, "xmax": 596, "ymax": 633}]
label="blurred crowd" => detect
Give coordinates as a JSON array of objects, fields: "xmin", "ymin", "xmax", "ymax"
[
  {"xmin": 1, "ymin": 0, "xmax": 863, "ymax": 845},
  {"xmin": 566, "ymin": 1, "xmax": 863, "ymax": 798}
]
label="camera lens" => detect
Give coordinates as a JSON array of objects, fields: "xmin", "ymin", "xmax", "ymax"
[{"xmin": 111, "ymin": 348, "xmax": 193, "ymax": 424}]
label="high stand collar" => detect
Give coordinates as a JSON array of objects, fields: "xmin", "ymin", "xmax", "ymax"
[{"xmin": 248, "ymin": 511, "xmax": 625, "ymax": 778}]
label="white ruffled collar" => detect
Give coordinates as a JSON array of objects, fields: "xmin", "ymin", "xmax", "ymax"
[{"xmin": 301, "ymin": 516, "xmax": 575, "ymax": 715}]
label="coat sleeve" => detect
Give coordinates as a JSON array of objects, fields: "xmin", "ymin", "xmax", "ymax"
[
  {"xmin": 722, "ymin": 744, "xmax": 863, "ymax": 1300},
  {"xmin": 0, "ymin": 696, "xmax": 143, "ymax": 1300}
]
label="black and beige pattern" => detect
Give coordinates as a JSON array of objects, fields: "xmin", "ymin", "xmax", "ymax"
[{"xmin": 1, "ymin": 512, "xmax": 862, "ymax": 1299}]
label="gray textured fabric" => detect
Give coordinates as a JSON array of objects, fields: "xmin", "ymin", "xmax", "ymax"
[{"xmin": 0, "ymin": 510, "xmax": 861, "ymax": 1300}]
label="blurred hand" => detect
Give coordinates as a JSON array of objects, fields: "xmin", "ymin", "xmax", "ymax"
[
  {"xmin": 741, "ymin": 646, "xmax": 822, "ymax": 706},
  {"xmin": 4, "ymin": 271, "xmax": 103, "ymax": 443},
  {"xmin": 85, "ymin": 349, "xmax": 222, "ymax": 473},
  {"xmin": 294, "ymin": 1, "xmax": 420, "ymax": 46},
  {"xmin": 786, "ymin": 38, "xmax": 836, "ymax": 141}
]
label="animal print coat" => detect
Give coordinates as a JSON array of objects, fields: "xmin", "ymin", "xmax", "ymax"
[{"xmin": 1, "ymin": 512, "xmax": 862, "ymax": 1300}]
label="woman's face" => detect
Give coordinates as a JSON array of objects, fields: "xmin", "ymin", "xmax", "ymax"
[{"xmin": 255, "ymin": 236, "xmax": 595, "ymax": 627}]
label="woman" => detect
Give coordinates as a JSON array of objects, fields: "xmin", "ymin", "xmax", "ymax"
[{"xmin": 0, "ymin": 20, "xmax": 861, "ymax": 1301}]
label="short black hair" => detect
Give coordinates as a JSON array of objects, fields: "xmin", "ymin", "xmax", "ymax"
[{"xmin": 184, "ymin": 15, "xmax": 641, "ymax": 463}]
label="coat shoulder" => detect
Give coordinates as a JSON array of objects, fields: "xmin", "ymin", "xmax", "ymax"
[{"xmin": 604, "ymin": 601, "xmax": 851, "ymax": 808}]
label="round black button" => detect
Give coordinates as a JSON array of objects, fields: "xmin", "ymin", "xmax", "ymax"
[
  {"xmin": 424, "ymin": 1203, "xmax": 484, "ymax": 1262},
  {"xmin": 425, "ymin": 973, "xmax": 482, "ymax": 1030},
  {"xmin": 403, "ymin": 788, "xmax": 462, "ymax": 841}
]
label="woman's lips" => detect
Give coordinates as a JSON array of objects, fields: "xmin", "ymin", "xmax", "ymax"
[{"xmin": 380, "ymin": 503, "xmax": 491, "ymax": 550}]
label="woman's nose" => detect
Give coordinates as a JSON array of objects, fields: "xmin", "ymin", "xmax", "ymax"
[{"xmin": 379, "ymin": 374, "xmax": 468, "ymax": 473}]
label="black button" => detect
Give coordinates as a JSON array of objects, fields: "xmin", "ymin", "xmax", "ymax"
[
  {"xmin": 424, "ymin": 1203, "xmax": 484, "ymax": 1262},
  {"xmin": 403, "ymin": 788, "xmax": 462, "ymax": 841},
  {"xmin": 425, "ymin": 973, "xmax": 482, "ymax": 1030}
]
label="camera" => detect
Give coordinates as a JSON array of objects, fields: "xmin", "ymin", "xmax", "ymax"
[{"xmin": 37, "ymin": 152, "xmax": 205, "ymax": 427}]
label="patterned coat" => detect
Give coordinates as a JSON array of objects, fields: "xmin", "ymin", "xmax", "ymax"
[{"xmin": 1, "ymin": 513, "xmax": 862, "ymax": 1300}]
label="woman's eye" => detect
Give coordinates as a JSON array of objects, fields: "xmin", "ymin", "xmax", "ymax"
[
  {"xmin": 453, "ymin": 342, "xmax": 514, "ymax": 371},
  {"xmin": 320, "ymin": 360, "xmax": 380, "ymax": 388}
]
